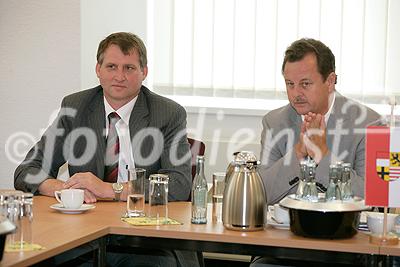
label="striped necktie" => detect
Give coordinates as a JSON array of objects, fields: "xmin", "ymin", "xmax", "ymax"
[{"xmin": 104, "ymin": 112, "xmax": 121, "ymax": 183}]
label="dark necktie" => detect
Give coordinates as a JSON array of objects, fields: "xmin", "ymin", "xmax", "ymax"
[{"xmin": 104, "ymin": 112, "xmax": 121, "ymax": 183}]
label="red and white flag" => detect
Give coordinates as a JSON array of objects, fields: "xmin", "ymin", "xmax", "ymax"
[{"xmin": 365, "ymin": 126, "xmax": 400, "ymax": 207}]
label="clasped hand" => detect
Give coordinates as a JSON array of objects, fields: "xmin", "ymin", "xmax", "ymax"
[
  {"xmin": 295, "ymin": 112, "xmax": 329, "ymax": 163},
  {"xmin": 63, "ymin": 172, "xmax": 109, "ymax": 203}
]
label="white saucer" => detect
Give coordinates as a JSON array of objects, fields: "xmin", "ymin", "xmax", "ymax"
[
  {"xmin": 50, "ymin": 203, "xmax": 95, "ymax": 214},
  {"xmin": 266, "ymin": 217, "xmax": 290, "ymax": 230},
  {"xmin": 265, "ymin": 205, "xmax": 290, "ymax": 230}
]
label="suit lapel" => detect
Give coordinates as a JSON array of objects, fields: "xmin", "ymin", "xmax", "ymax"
[
  {"xmin": 87, "ymin": 89, "xmax": 106, "ymax": 178},
  {"xmin": 326, "ymin": 92, "xmax": 349, "ymax": 147},
  {"xmin": 329, "ymin": 92, "xmax": 349, "ymax": 123},
  {"xmin": 129, "ymin": 87, "xmax": 150, "ymax": 157},
  {"xmin": 288, "ymin": 105, "xmax": 302, "ymax": 142}
]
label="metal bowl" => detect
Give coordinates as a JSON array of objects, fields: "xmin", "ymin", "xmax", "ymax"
[{"xmin": 279, "ymin": 194, "xmax": 370, "ymax": 239}]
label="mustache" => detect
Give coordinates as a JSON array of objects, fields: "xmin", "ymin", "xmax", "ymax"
[{"xmin": 293, "ymin": 97, "xmax": 307, "ymax": 103}]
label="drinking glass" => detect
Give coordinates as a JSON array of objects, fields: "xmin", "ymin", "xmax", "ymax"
[
  {"xmin": 126, "ymin": 168, "xmax": 146, "ymax": 217},
  {"xmin": 2, "ymin": 190, "xmax": 33, "ymax": 250},
  {"xmin": 148, "ymin": 174, "xmax": 169, "ymax": 225},
  {"xmin": 15, "ymin": 193, "xmax": 34, "ymax": 249},
  {"xmin": 212, "ymin": 172, "xmax": 225, "ymax": 223},
  {"xmin": 4, "ymin": 191, "xmax": 20, "ymax": 248}
]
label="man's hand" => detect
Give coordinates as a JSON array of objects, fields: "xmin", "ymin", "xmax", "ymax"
[
  {"xmin": 64, "ymin": 172, "xmax": 113, "ymax": 199},
  {"xmin": 303, "ymin": 112, "xmax": 329, "ymax": 163},
  {"xmin": 83, "ymin": 189, "xmax": 97, "ymax": 203},
  {"xmin": 38, "ymin": 178, "xmax": 65, "ymax": 197},
  {"xmin": 295, "ymin": 122, "xmax": 308, "ymax": 160}
]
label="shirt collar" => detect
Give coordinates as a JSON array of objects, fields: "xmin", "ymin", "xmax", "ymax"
[
  {"xmin": 103, "ymin": 96, "xmax": 137, "ymax": 125},
  {"xmin": 324, "ymin": 91, "xmax": 336, "ymax": 124},
  {"xmin": 301, "ymin": 91, "xmax": 336, "ymax": 125}
]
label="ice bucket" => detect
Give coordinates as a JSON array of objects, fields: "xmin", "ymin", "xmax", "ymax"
[{"xmin": 280, "ymin": 194, "xmax": 369, "ymax": 238}]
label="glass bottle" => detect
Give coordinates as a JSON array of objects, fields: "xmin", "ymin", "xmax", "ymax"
[
  {"xmin": 296, "ymin": 160, "xmax": 308, "ymax": 199},
  {"xmin": 341, "ymin": 163, "xmax": 353, "ymax": 200},
  {"xmin": 335, "ymin": 161, "xmax": 343, "ymax": 180},
  {"xmin": 302, "ymin": 160, "xmax": 318, "ymax": 202},
  {"xmin": 326, "ymin": 164, "xmax": 342, "ymax": 201},
  {"xmin": 191, "ymin": 155, "xmax": 208, "ymax": 224},
  {"xmin": 335, "ymin": 161, "xmax": 343, "ymax": 194}
]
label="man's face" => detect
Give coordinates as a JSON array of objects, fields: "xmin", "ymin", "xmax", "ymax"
[
  {"xmin": 283, "ymin": 53, "xmax": 335, "ymax": 115},
  {"xmin": 96, "ymin": 44, "xmax": 148, "ymax": 109}
]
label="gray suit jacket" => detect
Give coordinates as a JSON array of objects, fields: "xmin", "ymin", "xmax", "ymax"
[
  {"xmin": 14, "ymin": 85, "xmax": 192, "ymax": 201},
  {"xmin": 259, "ymin": 92, "xmax": 382, "ymax": 204}
]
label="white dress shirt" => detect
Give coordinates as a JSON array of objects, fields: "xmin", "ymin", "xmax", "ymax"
[
  {"xmin": 301, "ymin": 91, "xmax": 336, "ymax": 125},
  {"xmin": 104, "ymin": 97, "xmax": 137, "ymax": 182}
]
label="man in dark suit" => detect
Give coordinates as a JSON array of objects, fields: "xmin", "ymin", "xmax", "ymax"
[{"xmin": 14, "ymin": 32, "xmax": 198, "ymax": 267}]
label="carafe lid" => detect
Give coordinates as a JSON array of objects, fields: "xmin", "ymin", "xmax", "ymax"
[{"xmin": 233, "ymin": 151, "xmax": 257, "ymax": 164}]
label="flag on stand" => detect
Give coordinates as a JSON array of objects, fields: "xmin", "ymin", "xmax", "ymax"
[{"xmin": 365, "ymin": 126, "xmax": 400, "ymax": 207}]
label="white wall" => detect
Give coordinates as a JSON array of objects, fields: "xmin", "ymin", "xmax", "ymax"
[
  {"xmin": 186, "ymin": 108, "xmax": 263, "ymax": 180},
  {"xmin": 0, "ymin": 0, "xmax": 81, "ymax": 189},
  {"xmin": 80, "ymin": 0, "xmax": 148, "ymax": 89}
]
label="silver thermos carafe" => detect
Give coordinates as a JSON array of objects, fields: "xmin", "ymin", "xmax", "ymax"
[{"xmin": 222, "ymin": 153, "xmax": 266, "ymax": 231}]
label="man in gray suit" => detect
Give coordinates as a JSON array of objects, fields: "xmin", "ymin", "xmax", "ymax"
[
  {"xmin": 253, "ymin": 38, "xmax": 383, "ymax": 267},
  {"xmin": 14, "ymin": 32, "xmax": 191, "ymax": 203},
  {"xmin": 259, "ymin": 38, "xmax": 382, "ymax": 205},
  {"xmin": 14, "ymin": 32, "xmax": 199, "ymax": 267}
]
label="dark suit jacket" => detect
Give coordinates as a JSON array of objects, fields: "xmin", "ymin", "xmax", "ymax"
[
  {"xmin": 259, "ymin": 92, "xmax": 382, "ymax": 204},
  {"xmin": 14, "ymin": 85, "xmax": 192, "ymax": 201}
]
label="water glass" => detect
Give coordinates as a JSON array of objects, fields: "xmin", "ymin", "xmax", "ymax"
[
  {"xmin": 2, "ymin": 190, "xmax": 33, "ymax": 250},
  {"xmin": 394, "ymin": 214, "xmax": 400, "ymax": 235},
  {"xmin": 15, "ymin": 193, "xmax": 34, "ymax": 249},
  {"xmin": 126, "ymin": 168, "xmax": 146, "ymax": 217},
  {"xmin": 148, "ymin": 174, "xmax": 169, "ymax": 224},
  {"xmin": 212, "ymin": 172, "xmax": 225, "ymax": 223}
]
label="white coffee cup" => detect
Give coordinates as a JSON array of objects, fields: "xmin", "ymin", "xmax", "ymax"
[
  {"xmin": 54, "ymin": 189, "xmax": 84, "ymax": 209},
  {"xmin": 366, "ymin": 211, "xmax": 398, "ymax": 234},
  {"xmin": 273, "ymin": 204, "xmax": 290, "ymax": 224}
]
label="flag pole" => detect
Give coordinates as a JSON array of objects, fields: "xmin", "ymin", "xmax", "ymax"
[
  {"xmin": 383, "ymin": 206, "xmax": 388, "ymax": 239},
  {"xmin": 389, "ymin": 96, "xmax": 396, "ymax": 128},
  {"xmin": 370, "ymin": 96, "xmax": 398, "ymax": 245},
  {"xmin": 389, "ymin": 97, "xmax": 397, "ymax": 219}
]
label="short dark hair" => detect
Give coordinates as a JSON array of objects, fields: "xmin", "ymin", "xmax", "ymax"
[
  {"xmin": 96, "ymin": 32, "xmax": 147, "ymax": 70},
  {"xmin": 282, "ymin": 38, "xmax": 335, "ymax": 82}
]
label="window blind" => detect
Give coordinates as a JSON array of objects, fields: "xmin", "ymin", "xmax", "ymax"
[{"xmin": 149, "ymin": 0, "xmax": 400, "ymax": 104}]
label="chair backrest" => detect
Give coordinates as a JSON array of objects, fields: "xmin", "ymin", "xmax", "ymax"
[{"xmin": 187, "ymin": 138, "xmax": 206, "ymax": 180}]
